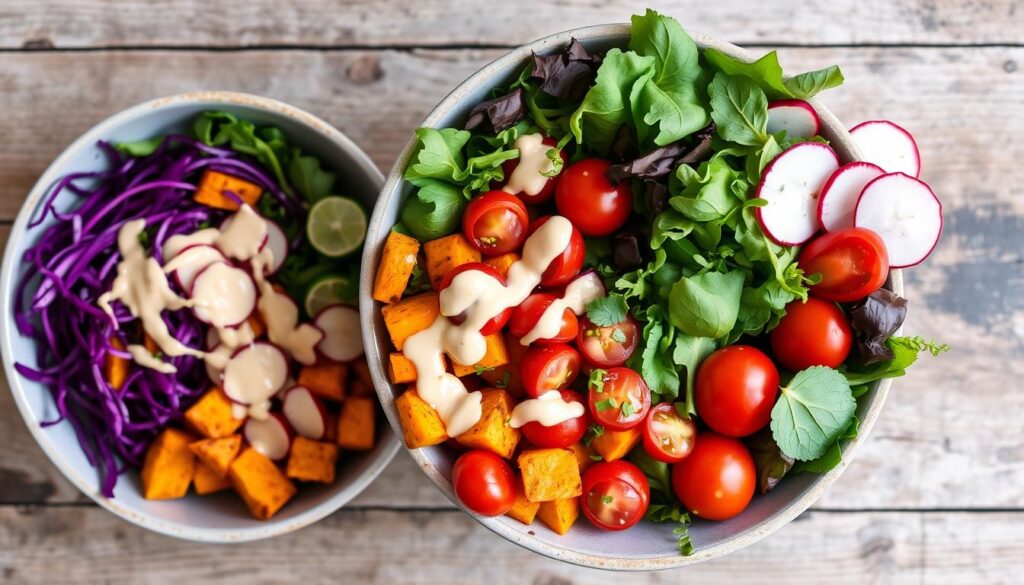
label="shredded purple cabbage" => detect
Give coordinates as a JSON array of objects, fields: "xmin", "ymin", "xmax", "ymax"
[{"xmin": 14, "ymin": 135, "xmax": 291, "ymax": 497}]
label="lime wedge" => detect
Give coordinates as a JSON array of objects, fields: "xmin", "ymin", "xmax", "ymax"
[
  {"xmin": 304, "ymin": 275, "xmax": 356, "ymax": 317},
  {"xmin": 306, "ymin": 196, "xmax": 366, "ymax": 258}
]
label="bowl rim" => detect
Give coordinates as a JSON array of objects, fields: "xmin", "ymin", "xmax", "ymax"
[
  {"xmin": 360, "ymin": 23, "xmax": 902, "ymax": 569},
  {"xmin": 0, "ymin": 90, "xmax": 400, "ymax": 543}
]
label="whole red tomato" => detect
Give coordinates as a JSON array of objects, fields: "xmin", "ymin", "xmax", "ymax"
[
  {"xmin": 555, "ymin": 158, "xmax": 632, "ymax": 236},
  {"xmin": 770, "ymin": 298, "xmax": 852, "ymax": 371},
  {"xmin": 695, "ymin": 346, "xmax": 779, "ymax": 438},
  {"xmin": 451, "ymin": 450, "xmax": 517, "ymax": 516},
  {"xmin": 671, "ymin": 432, "xmax": 755, "ymax": 521},
  {"xmin": 520, "ymin": 389, "xmax": 589, "ymax": 448}
]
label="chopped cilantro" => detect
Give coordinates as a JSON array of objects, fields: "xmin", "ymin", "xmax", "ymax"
[
  {"xmin": 620, "ymin": 401, "xmax": 635, "ymax": 417},
  {"xmin": 586, "ymin": 294, "xmax": 628, "ymax": 327},
  {"xmin": 601, "ymin": 495, "xmax": 614, "ymax": 505},
  {"xmin": 595, "ymin": 398, "xmax": 618, "ymax": 412},
  {"xmin": 588, "ymin": 368, "xmax": 607, "ymax": 393}
]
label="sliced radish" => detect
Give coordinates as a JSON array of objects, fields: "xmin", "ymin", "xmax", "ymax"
[
  {"xmin": 767, "ymin": 99, "xmax": 820, "ymax": 139},
  {"xmin": 205, "ymin": 327, "xmax": 220, "ymax": 350},
  {"xmin": 222, "ymin": 342, "xmax": 289, "ymax": 413},
  {"xmin": 849, "ymin": 120, "xmax": 921, "ymax": 177},
  {"xmin": 282, "ymin": 386, "xmax": 328, "ymax": 440},
  {"xmin": 244, "ymin": 413, "xmax": 293, "ymax": 461},
  {"xmin": 315, "ymin": 304, "xmax": 363, "ymax": 362},
  {"xmin": 854, "ymin": 172, "xmax": 942, "ymax": 268},
  {"xmin": 189, "ymin": 262, "xmax": 257, "ymax": 328},
  {"xmin": 205, "ymin": 345, "xmax": 224, "ymax": 385},
  {"xmin": 755, "ymin": 142, "xmax": 839, "ymax": 245},
  {"xmin": 262, "ymin": 221, "xmax": 288, "ymax": 275},
  {"xmin": 163, "ymin": 244, "xmax": 226, "ymax": 291},
  {"xmin": 817, "ymin": 162, "xmax": 886, "ymax": 232},
  {"xmin": 216, "ymin": 205, "xmax": 269, "ymax": 262}
]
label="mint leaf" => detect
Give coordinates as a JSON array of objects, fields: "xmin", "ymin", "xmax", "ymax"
[
  {"xmin": 770, "ymin": 366, "xmax": 856, "ymax": 461},
  {"xmin": 399, "ymin": 179, "xmax": 467, "ymax": 241},
  {"xmin": 570, "ymin": 48, "xmax": 656, "ymax": 153},
  {"xmin": 586, "ymin": 295, "xmax": 628, "ymax": 326},
  {"xmin": 668, "ymin": 270, "xmax": 745, "ymax": 339},
  {"xmin": 708, "ymin": 72, "xmax": 769, "ymax": 147}
]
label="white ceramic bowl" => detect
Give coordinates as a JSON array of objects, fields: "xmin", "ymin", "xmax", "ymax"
[
  {"xmin": 360, "ymin": 25, "xmax": 902, "ymax": 569},
  {"xmin": 0, "ymin": 91, "xmax": 399, "ymax": 542}
]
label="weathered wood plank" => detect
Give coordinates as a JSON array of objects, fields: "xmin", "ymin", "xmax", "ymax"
[{"xmin": 1, "ymin": 0, "xmax": 1021, "ymax": 48}]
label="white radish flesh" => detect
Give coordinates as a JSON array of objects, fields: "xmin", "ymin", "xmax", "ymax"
[
  {"xmin": 817, "ymin": 162, "xmax": 886, "ymax": 232},
  {"xmin": 263, "ymin": 221, "xmax": 288, "ymax": 275},
  {"xmin": 766, "ymin": 99, "xmax": 820, "ymax": 139},
  {"xmin": 854, "ymin": 172, "xmax": 942, "ymax": 268},
  {"xmin": 163, "ymin": 244, "xmax": 226, "ymax": 292},
  {"xmin": 850, "ymin": 120, "xmax": 921, "ymax": 177},
  {"xmin": 755, "ymin": 142, "xmax": 839, "ymax": 245},
  {"xmin": 244, "ymin": 414, "xmax": 292, "ymax": 461},
  {"xmin": 189, "ymin": 263, "xmax": 257, "ymax": 328},
  {"xmin": 222, "ymin": 342, "xmax": 289, "ymax": 417},
  {"xmin": 282, "ymin": 386, "xmax": 328, "ymax": 440},
  {"xmin": 315, "ymin": 305, "xmax": 363, "ymax": 362}
]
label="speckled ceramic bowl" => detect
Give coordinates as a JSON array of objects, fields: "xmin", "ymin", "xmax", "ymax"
[
  {"xmin": 0, "ymin": 91, "xmax": 399, "ymax": 542},
  {"xmin": 361, "ymin": 25, "xmax": 902, "ymax": 569}
]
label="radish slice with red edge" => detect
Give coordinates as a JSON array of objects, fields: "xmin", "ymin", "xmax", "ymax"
[
  {"xmin": 163, "ymin": 244, "xmax": 226, "ymax": 292},
  {"xmin": 282, "ymin": 386, "xmax": 328, "ymax": 440},
  {"xmin": 262, "ymin": 220, "xmax": 288, "ymax": 275},
  {"xmin": 817, "ymin": 162, "xmax": 886, "ymax": 232},
  {"xmin": 766, "ymin": 99, "xmax": 820, "ymax": 139},
  {"xmin": 244, "ymin": 413, "xmax": 293, "ymax": 461},
  {"xmin": 755, "ymin": 142, "xmax": 839, "ymax": 245},
  {"xmin": 222, "ymin": 342, "xmax": 289, "ymax": 413},
  {"xmin": 189, "ymin": 262, "xmax": 256, "ymax": 328},
  {"xmin": 850, "ymin": 120, "xmax": 921, "ymax": 177},
  {"xmin": 854, "ymin": 172, "xmax": 942, "ymax": 268},
  {"xmin": 315, "ymin": 304, "xmax": 363, "ymax": 362}
]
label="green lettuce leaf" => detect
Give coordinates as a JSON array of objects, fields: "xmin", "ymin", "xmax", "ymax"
[
  {"xmin": 570, "ymin": 48, "xmax": 656, "ymax": 153},
  {"xmin": 770, "ymin": 366, "xmax": 856, "ymax": 461}
]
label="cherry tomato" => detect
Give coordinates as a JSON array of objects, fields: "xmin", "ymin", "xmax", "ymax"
[
  {"xmin": 520, "ymin": 389, "xmax": 589, "ymax": 448},
  {"xmin": 671, "ymin": 432, "xmax": 755, "ymax": 521},
  {"xmin": 508, "ymin": 293, "xmax": 579, "ymax": 345},
  {"xmin": 555, "ymin": 158, "xmax": 632, "ymax": 237},
  {"xmin": 695, "ymin": 346, "xmax": 779, "ymax": 438},
  {"xmin": 770, "ymin": 298, "xmax": 852, "ymax": 371},
  {"xmin": 642, "ymin": 403, "xmax": 697, "ymax": 463},
  {"xmin": 438, "ymin": 263, "xmax": 512, "ymax": 335},
  {"xmin": 462, "ymin": 191, "xmax": 530, "ymax": 256},
  {"xmin": 501, "ymin": 136, "xmax": 566, "ymax": 205},
  {"xmin": 587, "ymin": 367, "xmax": 651, "ymax": 431},
  {"xmin": 451, "ymin": 450, "xmax": 517, "ymax": 516},
  {"xmin": 577, "ymin": 314, "xmax": 640, "ymax": 368},
  {"xmin": 581, "ymin": 460, "xmax": 650, "ymax": 530},
  {"xmin": 799, "ymin": 227, "xmax": 889, "ymax": 302},
  {"xmin": 528, "ymin": 216, "xmax": 585, "ymax": 287},
  {"xmin": 520, "ymin": 343, "xmax": 582, "ymax": 398}
]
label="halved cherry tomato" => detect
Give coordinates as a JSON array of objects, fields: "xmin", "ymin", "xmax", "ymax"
[
  {"xmin": 671, "ymin": 432, "xmax": 755, "ymax": 521},
  {"xmin": 695, "ymin": 346, "xmax": 779, "ymax": 438},
  {"xmin": 642, "ymin": 402, "xmax": 697, "ymax": 463},
  {"xmin": 507, "ymin": 292, "xmax": 578, "ymax": 344},
  {"xmin": 501, "ymin": 136, "xmax": 566, "ymax": 205},
  {"xmin": 520, "ymin": 343, "xmax": 581, "ymax": 399},
  {"xmin": 520, "ymin": 389, "xmax": 589, "ymax": 448},
  {"xmin": 527, "ymin": 216, "xmax": 585, "ymax": 287},
  {"xmin": 770, "ymin": 298, "xmax": 852, "ymax": 371},
  {"xmin": 462, "ymin": 191, "xmax": 530, "ymax": 256},
  {"xmin": 587, "ymin": 367, "xmax": 651, "ymax": 431},
  {"xmin": 451, "ymin": 450, "xmax": 517, "ymax": 516},
  {"xmin": 799, "ymin": 227, "xmax": 889, "ymax": 302},
  {"xmin": 581, "ymin": 460, "xmax": 650, "ymax": 531},
  {"xmin": 438, "ymin": 263, "xmax": 511, "ymax": 335},
  {"xmin": 577, "ymin": 314, "xmax": 639, "ymax": 368},
  {"xmin": 555, "ymin": 158, "xmax": 632, "ymax": 237}
]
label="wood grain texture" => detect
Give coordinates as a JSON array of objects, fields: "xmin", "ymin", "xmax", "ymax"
[{"xmin": 1, "ymin": 0, "xmax": 1022, "ymax": 48}]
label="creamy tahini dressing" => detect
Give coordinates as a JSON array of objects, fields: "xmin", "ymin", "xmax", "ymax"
[
  {"xmin": 502, "ymin": 133, "xmax": 557, "ymax": 197},
  {"xmin": 163, "ymin": 228, "xmax": 219, "ymax": 260},
  {"xmin": 509, "ymin": 390, "xmax": 585, "ymax": 428},
  {"xmin": 257, "ymin": 280, "xmax": 323, "ymax": 365},
  {"xmin": 520, "ymin": 273, "xmax": 604, "ymax": 345}
]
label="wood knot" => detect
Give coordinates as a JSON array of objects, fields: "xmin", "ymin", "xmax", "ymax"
[{"xmin": 347, "ymin": 56, "xmax": 383, "ymax": 85}]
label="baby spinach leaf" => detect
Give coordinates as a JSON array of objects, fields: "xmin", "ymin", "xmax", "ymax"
[
  {"xmin": 770, "ymin": 366, "xmax": 856, "ymax": 461},
  {"xmin": 399, "ymin": 179, "xmax": 467, "ymax": 241},
  {"xmin": 704, "ymin": 49, "xmax": 844, "ymax": 101},
  {"xmin": 668, "ymin": 270, "xmax": 745, "ymax": 338},
  {"xmin": 708, "ymin": 73, "xmax": 770, "ymax": 147}
]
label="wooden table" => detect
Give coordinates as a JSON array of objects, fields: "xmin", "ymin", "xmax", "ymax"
[{"xmin": 0, "ymin": 1, "xmax": 1021, "ymax": 582}]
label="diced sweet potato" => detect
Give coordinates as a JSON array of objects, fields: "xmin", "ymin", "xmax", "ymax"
[
  {"xmin": 537, "ymin": 497, "xmax": 580, "ymax": 535},
  {"xmin": 451, "ymin": 333, "xmax": 510, "ymax": 377},
  {"xmin": 193, "ymin": 462, "xmax": 232, "ymax": 495},
  {"xmin": 423, "ymin": 233, "xmax": 481, "ymax": 289},
  {"xmin": 455, "ymin": 388, "xmax": 519, "ymax": 458},
  {"xmin": 229, "ymin": 447, "xmax": 297, "ymax": 520},
  {"xmin": 188, "ymin": 434, "xmax": 242, "ymax": 477},
  {"xmin": 323, "ymin": 412, "xmax": 338, "ymax": 443},
  {"xmin": 337, "ymin": 396, "xmax": 376, "ymax": 450},
  {"xmin": 193, "ymin": 169, "xmax": 262, "ymax": 210},
  {"xmin": 518, "ymin": 448, "xmax": 582, "ymax": 503},
  {"xmin": 286, "ymin": 437, "xmax": 339, "ymax": 484},
  {"xmin": 184, "ymin": 387, "xmax": 244, "ymax": 439},
  {"xmin": 395, "ymin": 388, "xmax": 447, "ymax": 448},
  {"xmin": 567, "ymin": 442, "xmax": 597, "ymax": 473},
  {"xmin": 482, "ymin": 252, "xmax": 519, "ymax": 278},
  {"xmin": 479, "ymin": 333, "xmax": 526, "ymax": 397},
  {"xmin": 351, "ymin": 358, "xmax": 374, "ymax": 389},
  {"xmin": 298, "ymin": 362, "xmax": 348, "ymax": 402},
  {"xmin": 141, "ymin": 428, "xmax": 197, "ymax": 500},
  {"xmin": 373, "ymin": 231, "xmax": 422, "ymax": 304},
  {"xmin": 381, "ymin": 292, "xmax": 439, "ymax": 351},
  {"xmin": 247, "ymin": 314, "xmax": 265, "ymax": 339},
  {"xmin": 388, "ymin": 352, "xmax": 417, "ymax": 384},
  {"xmin": 505, "ymin": 477, "xmax": 540, "ymax": 526},
  {"xmin": 104, "ymin": 336, "xmax": 129, "ymax": 391},
  {"xmin": 591, "ymin": 427, "xmax": 641, "ymax": 462}
]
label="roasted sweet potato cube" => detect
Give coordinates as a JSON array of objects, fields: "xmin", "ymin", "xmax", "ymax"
[
  {"xmin": 337, "ymin": 396, "xmax": 376, "ymax": 450},
  {"xmin": 451, "ymin": 333, "xmax": 509, "ymax": 377},
  {"xmin": 505, "ymin": 477, "xmax": 540, "ymax": 526},
  {"xmin": 373, "ymin": 231, "xmax": 422, "ymax": 304},
  {"xmin": 184, "ymin": 387, "xmax": 244, "ymax": 439},
  {"xmin": 380, "ymin": 292, "xmax": 439, "ymax": 351},
  {"xmin": 188, "ymin": 434, "xmax": 242, "ymax": 477},
  {"xmin": 395, "ymin": 388, "xmax": 447, "ymax": 448},
  {"xmin": 517, "ymin": 448, "xmax": 582, "ymax": 502},
  {"xmin": 567, "ymin": 441, "xmax": 597, "ymax": 473},
  {"xmin": 388, "ymin": 352, "xmax": 417, "ymax": 384},
  {"xmin": 104, "ymin": 336, "xmax": 129, "ymax": 391},
  {"xmin": 423, "ymin": 233, "xmax": 481, "ymax": 289},
  {"xmin": 193, "ymin": 462, "xmax": 232, "ymax": 495},
  {"xmin": 298, "ymin": 362, "xmax": 348, "ymax": 402},
  {"xmin": 229, "ymin": 447, "xmax": 297, "ymax": 520},
  {"xmin": 351, "ymin": 358, "xmax": 374, "ymax": 390},
  {"xmin": 286, "ymin": 437, "xmax": 339, "ymax": 484},
  {"xmin": 537, "ymin": 497, "xmax": 580, "ymax": 535},
  {"xmin": 323, "ymin": 412, "xmax": 339, "ymax": 443},
  {"xmin": 591, "ymin": 427, "xmax": 641, "ymax": 462},
  {"xmin": 482, "ymin": 252, "xmax": 519, "ymax": 278},
  {"xmin": 141, "ymin": 428, "xmax": 197, "ymax": 500},
  {"xmin": 194, "ymin": 170, "xmax": 263, "ymax": 210},
  {"xmin": 455, "ymin": 388, "xmax": 519, "ymax": 458}
]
